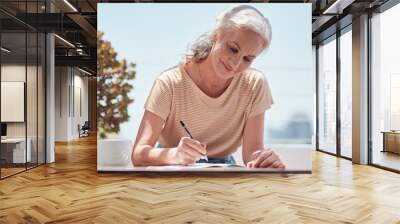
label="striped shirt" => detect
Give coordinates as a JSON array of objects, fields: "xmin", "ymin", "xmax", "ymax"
[{"xmin": 144, "ymin": 64, "xmax": 273, "ymax": 158}]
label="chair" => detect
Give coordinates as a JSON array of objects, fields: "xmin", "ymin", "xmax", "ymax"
[{"xmin": 79, "ymin": 121, "xmax": 90, "ymax": 138}]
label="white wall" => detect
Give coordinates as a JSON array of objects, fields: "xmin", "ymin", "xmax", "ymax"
[
  {"xmin": 54, "ymin": 67, "xmax": 89, "ymax": 141},
  {"xmin": 55, "ymin": 67, "xmax": 69, "ymax": 141},
  {"xmin": 72, "ymin": 73, "xmax": 89, "ymax": 137}
]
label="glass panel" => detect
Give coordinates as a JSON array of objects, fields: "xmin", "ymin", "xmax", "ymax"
[
  {"xmin": 318, "ymin": 37, "xmax": 337, "ymax": 154},
  {"xmin": 27, "ymin": 30, "xmax": 38, "ymax": 169},
  {"xmin": 1, "ymin": 1, "xmax": 28, "ymax": 178},
  {"xmin": 38, "ymin": 32, "xmax": 45, "ymax": 165},
  {"xmin": 1, "ymin": 31, "xmax": 27, "ymax": 177},
  {"xmin": 26, "ymin": 0, "xmax": 39, "ymax": 169},
  {"xmin": 371, "ymin": 4, "xmax": 400, "ymax": 171},
  {"xmin": 340, "ymin": 29, "xmax": 352, "ymax": 158},
  {"xmin": 34, "ymin": 0, "xmax": 46, "ymax": 165},
  {"xmin": 0, "ymin": 1, "xmax": 46, "ymax": 178},
  {"xmin": 312, "ymin": 45, "xmax": 317, "ymax": 149}
]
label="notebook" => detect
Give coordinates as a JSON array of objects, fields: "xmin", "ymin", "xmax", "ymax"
[
  {"xmin": 189, "ymin": 163, "xmax": 245, "ymax": 168},
  {"xmin": 145, "ymin": 163, "xmax": 245, "ymax": 170}
]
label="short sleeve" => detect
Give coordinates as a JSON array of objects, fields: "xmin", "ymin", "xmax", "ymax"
[
  {"xmin": 248, "ymin": 75, "xmax": 273, "ymax": 118},
  {"xmin": 144, "ymin": 79, "xmax": 172, "ymax": 121}
]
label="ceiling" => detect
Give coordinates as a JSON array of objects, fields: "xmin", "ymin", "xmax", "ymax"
[
  {"xmin": 310, "ymin": 0, "xmax": 391, "ymax": 44},
  {"xmin": 0, "ymin": 0, "xmax": 97, "ymax": 74}
]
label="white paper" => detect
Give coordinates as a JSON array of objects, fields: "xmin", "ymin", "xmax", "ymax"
[{"xmin": 145, "ymin": 163, "xmax": 245, "ymax": 171}]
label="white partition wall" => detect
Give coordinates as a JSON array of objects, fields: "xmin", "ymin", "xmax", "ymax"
[{"xmin": 55, "ymin": 67, "xmax": 89, "ymax": 141}]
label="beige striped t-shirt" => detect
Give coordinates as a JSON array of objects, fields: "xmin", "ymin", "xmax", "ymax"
[{"xmin": 144, "ymin": 64, "xmax": 273, "ymax": 158}]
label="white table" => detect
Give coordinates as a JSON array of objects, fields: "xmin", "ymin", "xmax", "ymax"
[
  {"xmin": 97, "ymin": 147, "xmax": 312, "ymax": 174},
  {"xmin": 1, "ymin": 138, "xmax": 31, "ymax": 163},
  {"xmin": 97, "ymin": 165, "xmax": 311, "ymax": 174}
]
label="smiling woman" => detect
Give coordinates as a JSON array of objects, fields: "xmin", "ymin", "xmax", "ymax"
[{"xmin": 131, "ymin": 4, "xmax": 284, "ymax": 169}]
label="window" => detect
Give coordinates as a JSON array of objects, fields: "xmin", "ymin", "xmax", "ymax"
[
  {"xmin": 340, "ymin": 29, "xmax": 352, "ymax": 158},
  {"xmin": 318, "ymin": 37, "xmax": 337, "ymax": 154},
  {"xmin": 371, "ymin": 3, "xmax": 400, "ymax": 171}
]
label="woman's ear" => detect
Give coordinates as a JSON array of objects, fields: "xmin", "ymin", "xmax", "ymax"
[
  {"xmin": 213, "ymin": 28, "xmax": 224, "ymax": 42},
  {"xmin": 211, "ymin": 31, "xmax": 218, "ymax": 42}
]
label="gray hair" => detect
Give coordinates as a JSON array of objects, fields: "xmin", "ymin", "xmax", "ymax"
[
  {"xmin": 185, "ymin": 4, "xmax": 272, "ymax": 63},
  {"xmin": 185, "ymin": 32, "xmax": 214, "ymax": 63}
]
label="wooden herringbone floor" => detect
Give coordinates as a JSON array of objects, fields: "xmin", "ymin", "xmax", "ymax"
[{"xmin": 1, "ymin": 134, "xmax": 400, "ymax": 224}]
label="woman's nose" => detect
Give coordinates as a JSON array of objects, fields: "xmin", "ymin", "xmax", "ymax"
[{"xmin": 229, "ymin": 55, "xmax": 241, "ymax": 68}]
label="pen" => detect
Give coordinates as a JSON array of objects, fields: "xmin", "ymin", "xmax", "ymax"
[{"xmin": 179, "ymin": 120, "xmax": 208, "ymax": 162}]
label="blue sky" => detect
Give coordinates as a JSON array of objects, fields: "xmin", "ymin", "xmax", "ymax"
[{"xmin": 98, "ymin": 3, "xmax": 313, "ymax": 141}]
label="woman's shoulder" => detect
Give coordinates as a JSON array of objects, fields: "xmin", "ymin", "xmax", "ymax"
[
  {"xmin": 240, "ymin": 68, "xmax": 268, "ymax": 89},
  {"xmin": 156, "ymin": 65, "xmax": 184, "ymax": 85}
]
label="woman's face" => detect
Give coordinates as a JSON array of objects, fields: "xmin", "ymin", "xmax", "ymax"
[{"xmin": 209, "ymin": 26, "xmax": 265, "ymax": 80}]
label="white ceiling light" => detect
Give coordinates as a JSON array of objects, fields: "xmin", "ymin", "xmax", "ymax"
[
  {"xmin": 323, "ymin": 0, "xmax": 355, "ymax": 15},
  {"xmin": 54, "ymin": 34, "xmax": 75, "ymax": 48},
  {"xmin": 63, "ymin": 0, "xmax": 78, "ymax": 12},
  {"xmin": 76, "ymin": 48, "xmax": 85, "ymax": 55},
  {"xmin": 1, "ymin": 47, "xmax": 11, "ymax": 53},
  {"xmin": 78, "ymin": 67, "xmax": 93, "ymax": 76}
]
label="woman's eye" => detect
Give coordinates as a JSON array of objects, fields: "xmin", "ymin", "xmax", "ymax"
[
  {"xmin": 244, "ymin": 57, "xmax": 252, "ymax": 63},
  {"xmin": 229, "ymin": 47, "xmax": 238, "ymax": 53}
]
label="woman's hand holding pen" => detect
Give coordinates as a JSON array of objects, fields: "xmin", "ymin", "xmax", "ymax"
[
  {"xmin": 172, "ymin": 137, "xmax": 207, "ymax": 165},
  {"xmin": 246, "ymin": 148, "xmax": 285, "ymax": 169}
]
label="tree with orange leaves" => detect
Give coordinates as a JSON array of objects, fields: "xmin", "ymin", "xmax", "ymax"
[{"xmin": 97, "ymin": 31, "xmax": 136, "ymax": 138}]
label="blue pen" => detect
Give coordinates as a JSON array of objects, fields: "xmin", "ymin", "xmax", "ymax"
[{"xmin": 179, "ymin": 120, "xmax": 208, "ymax": 162}]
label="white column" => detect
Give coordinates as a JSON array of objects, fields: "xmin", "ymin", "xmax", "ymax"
[
  {"xmin": 352, "ymin": 14, "xmax": 369, "ymax": 164},
  {"xmin": 45, "ymin": 0, "xmax": 55, "ymax": 163},
  {"xmin": 46, "ymin": 33, "xmax": 55, "ymax": 163}
]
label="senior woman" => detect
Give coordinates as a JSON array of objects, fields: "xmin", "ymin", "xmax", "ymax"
[{"xmin": 132, "ymin": 4, "xmax": 285, "ymax": 168}]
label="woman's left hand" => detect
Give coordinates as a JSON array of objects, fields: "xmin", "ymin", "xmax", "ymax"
[{"xmin": 246, "ymin": 148, "xmax": 285, "ymax": 169}]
